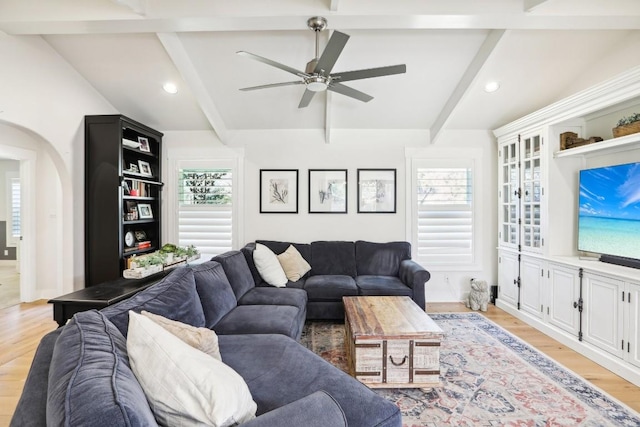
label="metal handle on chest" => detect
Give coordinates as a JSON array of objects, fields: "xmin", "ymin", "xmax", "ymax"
[{"xmin": 389, "ymin": 355, "xmax": 407, "ymax": 366}]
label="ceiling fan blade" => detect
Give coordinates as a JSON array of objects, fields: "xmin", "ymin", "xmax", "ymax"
[
  {"xmin": 237, "ymin": 51, "xmax": 309, "ymax": 78},
  {"xmin": 313, "ymin": 31, "xmax": 349, "ymax": 75},
  {"xmin": 240, "ymin": 81, "xmax": 303, "ymax": 91},
  {"xmin": 298, "ymin": 89, "xmax": 316, "ymax": 108},
  {"xmin": 331, "ymin": 64, "xmax": 406, "ymax": 83},
  {"xmin": 327, "ymin": 83, "xmax": 373, "ymax": 103}
]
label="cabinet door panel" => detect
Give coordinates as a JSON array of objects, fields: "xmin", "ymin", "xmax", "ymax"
[
  {"xmin": 498, "ymin": 251, "xmax": 519, "ymax": 308},
  {"xmin": 628, "ymin": 283, "xmax": 640, "ymax": 368},
  {"xmin": 583, "ymin": 274, "xmax": 624, "ymax": 358},
  {"xmin": 520, "ymin": 257, "xmax": 543, "ymax": 318},
  {"xmin": 547, "ymin": 264, "xmax": 579, "ymax": 335}
]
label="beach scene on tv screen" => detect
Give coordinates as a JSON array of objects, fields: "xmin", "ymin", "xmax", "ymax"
[{"xmin": 578, "ymin": 162, "xmax": 640, "ymax": 260}]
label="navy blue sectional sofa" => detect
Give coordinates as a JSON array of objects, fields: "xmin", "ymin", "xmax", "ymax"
[
  {"xmin": 242, "ymin": 240, "xmax": 430, "ymax": 320},
  {"xmin": 12, "ymin": 243, "xmax": 413, "ymax": 427}
]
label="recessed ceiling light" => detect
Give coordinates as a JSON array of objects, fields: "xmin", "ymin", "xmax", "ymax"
[
  {"xmin": 484, "ymin": 81, "xmax": 500, "ymax": 93},
  {"xmin": 163, "ymin": 82, "xmax": 178, "ymax": 94}
]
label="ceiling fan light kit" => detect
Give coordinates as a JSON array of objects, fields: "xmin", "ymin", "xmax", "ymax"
[{"xmin": 237, "ymin": 16, "xmax": 406, "ymax": 108}]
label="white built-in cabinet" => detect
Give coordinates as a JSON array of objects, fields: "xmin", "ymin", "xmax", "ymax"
[{"xmin": 494, "ymin": 66, "xmax": 640, "ymax": 387}]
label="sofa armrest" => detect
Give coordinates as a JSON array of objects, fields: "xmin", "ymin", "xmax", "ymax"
[
  {"xmin": 399, "ymin": 259, "xmax": 430, "ymax": 310},
  {"xmin": 10, "ymin": 328, "xmax": 62, "ymax": 427},
  {"xmin": 240, "ymin": 391, "xmax": 347, "ymax": 427}
]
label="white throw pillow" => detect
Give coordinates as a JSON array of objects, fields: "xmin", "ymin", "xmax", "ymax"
[
  {"xmin": 141, "ymin": 310, "xmax": 221, "ymax": 361},
  {"xmin": 127, "ymin": 311, "xmax": 257, "ymax": 427},
  {"xmin": 253, "ymin": 243, "xmax": 288, "ymax": 287},
  {"xmin": 277, "ymin": 245, "xmax": 311, "ymax": 282}
]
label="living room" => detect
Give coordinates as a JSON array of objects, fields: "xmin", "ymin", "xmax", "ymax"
[{"xmin": 1, "ymin": 1, "xmax": 640, "ymax": 425}]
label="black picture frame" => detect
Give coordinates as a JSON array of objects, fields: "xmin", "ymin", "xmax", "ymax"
[
  {"xmin": 259, "ymin": 169, "xmax": 299, "ymax": 213},
  {"xmin": 357, "ymin": 168, "xmax": 397, "ymax": 213},
  {"xmin": 308, "ymin": 169, "xmax": 348, "ymax": 213}
]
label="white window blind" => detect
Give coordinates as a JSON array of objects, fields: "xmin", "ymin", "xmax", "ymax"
[
  {"xmin": 178, "ymin": 169, "xmax": 232, "ymax": 261},
  {"xmin": 416, "ymin": 167, "xmax": 473, "ymax": 265},
  {"xmin": 10, "ymin": 178, "xmax": 20, "ymax": 238}
]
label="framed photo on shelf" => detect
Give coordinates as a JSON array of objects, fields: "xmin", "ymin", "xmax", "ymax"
[
  {"xmin": 128, "ymin": 163, "xmax": 139, "ymax": 173},
  {"xmin": 138, "ymin": 137, "xmax": 150, "ymax": 152},
  {"xmin": 308, "ymin": 169, "xmax": 347, "ymax": 213},
  {"xmin": 138, "ymin": 160, "xmax": 152, "ymax": 176},
  {"xmin": 137, "ymin": 203, "xmax": 153, "ymax": 219},
  {"xmin": 260, "ymin": 169, "xmax": 298, "ymax": 213},
  {"xmin": 357, "ymin": 168, "xmax": 397, "ymax": 213}
]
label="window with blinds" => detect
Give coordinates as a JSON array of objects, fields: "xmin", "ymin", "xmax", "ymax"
[
  {"xmin": 178, "ymin": 169, "xmax": 232, "ymax": 261},
  {"xmin": 416, "ymin": 167, "xmax": 473, "ymax": 265}
]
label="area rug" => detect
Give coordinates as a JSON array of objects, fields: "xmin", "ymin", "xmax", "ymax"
[{"xmin": 300, "ymin": 313, "xmax": 640, "ymax": 426}]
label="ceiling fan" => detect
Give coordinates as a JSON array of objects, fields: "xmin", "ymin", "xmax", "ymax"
[{"xmin": 237, "ymin": 16, "xmax": 406, "ymax": 108}]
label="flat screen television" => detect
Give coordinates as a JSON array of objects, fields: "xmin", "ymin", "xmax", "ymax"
[{"xmin": 578, "ymin": 161, "xmax": 640, "ymax": 269}]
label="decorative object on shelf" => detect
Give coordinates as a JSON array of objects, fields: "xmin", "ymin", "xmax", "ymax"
[
  {"xmin": 138, "ymin": 136, "xmax": 150, "ymax": 152},
  {"xmin": 129, "ymin": 163, "xmax": 139, "ymax": 173},
  {"xmin": 559, "ymin": 132, "xmax": 603, "ymax": 150},
  {"xmin": 124, "ymin": 231, "xmax": 136, "ymax": 248},
  {"xmin": 308, "ymin": 169, "xmax": 347, "ymax": 213},
  {"xmin": 138, "ymin": 160, "xmax": 152, "ymax": 176},
  {"xmin": 613, "ymin": 113, "xmax": 640, "ymax": 138},
  {"xmin": 259, "ymin": 169, "xmax": 299, "ymax": 213},
  {"xmin": 137, "ymin": 203, "xmax": 153, "ymax": 219},
  {"xmin": 123, "ymin": 139, "xmax": 140, "ymax": 148},
  {"xmin": 357, "ymin": 168, "xmax": 396, "ymax": 213}
]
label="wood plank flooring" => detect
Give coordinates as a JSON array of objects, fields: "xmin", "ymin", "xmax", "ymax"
[{"xmin": 0, "ymin": 301, "xmax": 638, "ymax": 426}]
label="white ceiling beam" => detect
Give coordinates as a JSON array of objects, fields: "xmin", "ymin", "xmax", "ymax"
[
  {"xmin": 524, "ymin": 0, "xmax": 550, "ymax": 12},
  {"xmin": 3, "ymin": 14, "xmax": 640, "ymax": 35},
  {"xmin": 110, "ymin": 0, "xmax": 147, "ymax": 15},
  {"xmin": 429, "ymin": 29, "xmax": 506, "ymax": 144},
  {"xmin": 156, "ymin": 32, "xmax": 229, "ymax": 143}
]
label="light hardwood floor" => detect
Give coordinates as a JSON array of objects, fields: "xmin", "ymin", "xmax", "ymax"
[{"xmin": 0, "ymin": 301, "xmax": 638, "ymax": 426}]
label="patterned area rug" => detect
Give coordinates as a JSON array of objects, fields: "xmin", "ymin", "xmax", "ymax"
[{"xmin": 300, "ymin": 313, "xmax": 640, "ymax": 426}]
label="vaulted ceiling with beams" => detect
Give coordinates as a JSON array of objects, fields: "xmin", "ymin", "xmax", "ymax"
[{"xmin": 2, "ymin": 0, "xmax": 640, "ymax": 143}]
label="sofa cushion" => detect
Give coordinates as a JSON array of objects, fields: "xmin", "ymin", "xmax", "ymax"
[
  {"xmin": 238, "ymin": 287, "xmax": 307, "ymax": 310},
  {"xmin": 141, "ymin": 310, "xmax": 221, "ymax": 361},
  {"xmin": 127, "ymin": 311, "xmax": 257, "ymax": 426},
  {"xmin": 101, "ymin": 267, "xmax": 205, "ymax": 337},
  {"xmin": 253, "ymin": 243, "xmax": 288, "ymax": 287},
  {"xmin": 355, "ymin": 241, "xmax": 411, "ymax": 276},
  {"xmin": 256, "ymin": 240, "xmax": 312, "ymax": 264},
  {"xmin": 47, "ymin": 310, "xmax": 156, "ymax": 427},
  {"xmin": 310, "ymin": 241, "xmax": 357, "ymax": 276},
  {"xmin": 277, "ymin": 245, "xmax": 311, "ymax": 282},
  {"xmin": 356, "ymin": 275, "xmax": 413, "ymax": 297},
  {"xmin": 213, "ymin": 250, "xmax": 257, "ymax": 300},
  {"xmin": 191, "ymin": 261, "xmax": 238, "ymax": 328},
  {"xmin": 304, "ymin": 275, "xmax": 358, "ymax": 301},
  {"xmin": 213, "ymin": 305, "xmax": 303, "ymax": 340},
  {"xmin": 218, "ymin": 334, "xmax": 402, "ymax": 427}
]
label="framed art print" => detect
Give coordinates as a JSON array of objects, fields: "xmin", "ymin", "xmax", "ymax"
[
  {"xmin": 260, "ymin": 169, "xmax": 299, "ymax": 213},
  {"xmin": 308, "ymin": 169, "xmax": 347, "ymax": 213},
  {"xmin": 137, "ymin": 203, "xmax": 153, "ymax": 219},
  {"xmin": 357, "ymin": 168, "xmax": 396, "ymax": 213}
]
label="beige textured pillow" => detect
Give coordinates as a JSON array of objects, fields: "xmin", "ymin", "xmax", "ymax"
[
  {"xmin": 141, "ymin": 310, "xmax": 221, "ymax": 361},
  {"xmin": 127, "ymin": 311, "xmax": 257, "ymax": 427},
  {"xmin": 277, "ymin": 245, "xmax": 311, "ymax": 282}
]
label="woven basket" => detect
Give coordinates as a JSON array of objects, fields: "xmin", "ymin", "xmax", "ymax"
[{"xmin": 612, "ymin": 121, "xmax": 640, "ymax": 138}]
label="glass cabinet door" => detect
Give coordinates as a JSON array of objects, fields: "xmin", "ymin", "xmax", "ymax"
[
  {"xmin": 499, "ymin": 140, "xmax": 519, "ymax": 248},
  {"xmin": 520, "ymin": 134, "xmax": 542, "ymax": 251}
]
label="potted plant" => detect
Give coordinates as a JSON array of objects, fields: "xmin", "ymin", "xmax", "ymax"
[{"xmin": 613, "ymin": 113, "xmax": 640, "ymax": 138}]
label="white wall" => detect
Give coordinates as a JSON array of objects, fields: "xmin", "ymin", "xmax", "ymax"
[
  {"xmin": 164, "ymin": 128, "xmax": 498, "ymax": 303},
  {"xmin": 0, "ymin": 34, "xmax": 116, "ymax": 299}
]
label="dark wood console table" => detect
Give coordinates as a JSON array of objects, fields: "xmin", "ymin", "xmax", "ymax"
[{"xmin": 48, "ymin": 271, "xmax": 170, "ymax": 327}]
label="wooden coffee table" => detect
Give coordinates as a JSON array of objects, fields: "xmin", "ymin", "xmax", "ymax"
[{"xmin": 343, "ymin": 296, "xmax": 444, "ymax": 388}]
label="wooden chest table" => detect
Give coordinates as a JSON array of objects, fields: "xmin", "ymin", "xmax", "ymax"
[{"xmin": 343, "ymin": 296, "xmax": 444, "ymax": 388}]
